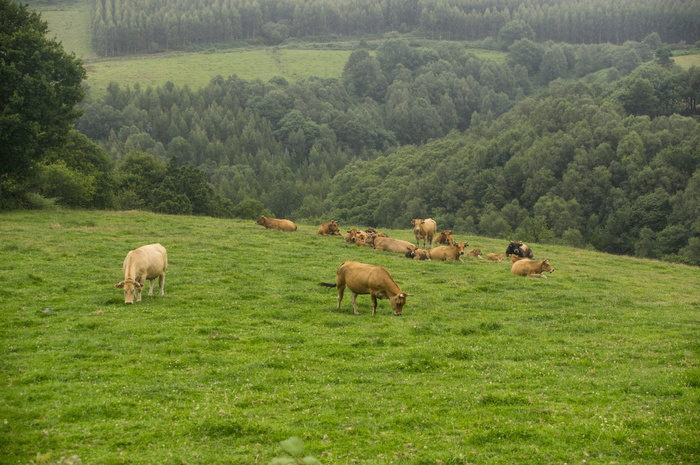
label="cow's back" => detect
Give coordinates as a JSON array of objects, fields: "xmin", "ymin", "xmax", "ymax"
[
  {"xmin": 125, "ymin": 243, "xmax": 167, "ymax": 279},
  {"xmin": 373, "ymin": 237, "xmax": 416, "ymax": 254}
]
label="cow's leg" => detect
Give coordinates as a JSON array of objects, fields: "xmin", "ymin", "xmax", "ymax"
[
  {"xmin": 148, "ymin": 279, "xmax": 155, "ymax": 296},
  {"xmin": 351, "ymin": 293, "xmax": 360, "ymax": 315},
  {"xmin": 371, "ymin": 294, "xmax": 378, "ymax": 315},
  {"xmin": 159, "ymin": 273, "xmax": 165, "ymax": 296},
  {"xmin": 135, "ymin": 280, "xmax": 143, "ymax": 302},
  {"xmin": 336, "ymin": 284, "xmax": 345, "ymax": 310}
]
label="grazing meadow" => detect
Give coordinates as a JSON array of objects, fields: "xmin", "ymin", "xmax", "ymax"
[{"xmin": 1, "ymin": 210, "xmax": 699, "ymax": 464}]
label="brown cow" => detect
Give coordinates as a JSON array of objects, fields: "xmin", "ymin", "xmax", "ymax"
[
  {"xmin": 116, "ymin": 243, "xmax": 168, "ymax": 304},
  {"xmin": 434, "ymin": 230, "xmax": 455, "ymax": 246},
  {"xmin": 319, "ymin": 261, "xmax": 412, "ymax": 315},
  {"xmin": 412, "ymin": 218, "xmax": 437, "ymax": 248},
  {"xmin": 367, "ymin": 235, "xmax": 417, "ymax": 255},
  {"xmin": 510, "ymin": 254, "xmax": 529, "ymax": 263},
  {"xmin": 344, "ymin": 229, "xmax": 359, "ymax": 243},
  {"xmin": 486, "ymin": 253, "xmax": 505, "ymax": 262},
  {"xmin": 428, "ymin": 242, "xmax": 468, "ymax": 262},
  {"xmin": 317, "ymin": 221, "xmax": 341, "ymax": 236},
  {"xmin": 405, "ymin": 248, "xmax": 430, "ymax": 260},
  {"xmin": 257, "ymin": 215, "xmax": 297, "ymax": 232},
  {"xmin": 466, "ymin": 248, "xmax": 483, "ymax": 258},
  {"xmin": 511, "ymin": 259, "xmax": 554, "ymax": 278}
]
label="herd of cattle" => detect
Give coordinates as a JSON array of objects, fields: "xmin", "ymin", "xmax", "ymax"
[{"xmin": 116, "ymin": 216, "xmax": 554, "ymax": 314}]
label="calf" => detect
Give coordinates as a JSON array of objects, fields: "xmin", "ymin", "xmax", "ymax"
[
  {"xmin": 434, "ymin": 230, "xmax": 455, "ymax": 246},
  {"xmin": 406, "ymin": 248, "xmax": 431, "ymax": 260},
  {"xmin": 466, "ymin": 248, "xmax": 482, "ymax": 258},
  {"xmin": 428, "ymin": 242, "xmax": 468, "ymax": 262},
  {"xmin": 317, "ymin": 221, "xmax": 341, "ymax": 236},
  {"xmin": 511, "ymin": 259, "xmax": 554, "ymax": 278},
  {"xmin": 257, "ymin": 215, "xmax": 297, "ymax": 232},
  {"xmin": 486, "ymin": 253, "xmax": 505, "ymax": 262},
  {"xmin": 319, "ymin": 261, "xmax": 412, "ymax": 315},
  {"xmin": 116, "ymin": 243, "xmax": 168, "ymax": 304}
]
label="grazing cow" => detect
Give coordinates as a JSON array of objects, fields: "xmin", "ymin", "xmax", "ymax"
[
  {"xmin": 506, "ymin": 240, "xmax": 533, "ymax": 258},
  {"xmin": 367, "ymin": 235, "xmax": 417, "ymax": 255},
  {"xmin": 411, "ymin": 218, "xmax": 437, "ymax": 248},
  {"xmin": 257, "ymin": 216, "xmax": 297, "ymax": 232},
  {"xmin": 466, "ymin": 248, "xmax": 483, "ymax": 259},
  {"xmin": 116, "ymin": 243, "xmax": 168, "ymax": 304},
  {"xmin": 405, "ymin": 248, "xmax": 430, "ymax": 260},
  {"xmin": 434, "ymin": 230, "xmax": 455, "ymax": 246},
  {"xmin": 428, "ymin": 242, "xmax": 468, "ymax": 262},
  {"xmin": 319, "ymin": 261, "xmax": 412, "ymax": 315},
  {"xmin": 511, "ymin": 259, "xmax": 554, "ymax": 278},
  {"xmin": 486, "ymin": 253, "xmax": 505, "ymax": 262},
  {"xmin": 317, "ymin": 221, "xmax": 341, "ymax": 236}
]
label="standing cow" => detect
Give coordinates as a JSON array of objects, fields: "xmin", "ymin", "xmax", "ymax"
[
  {"xmin": 116, "ymin": 243, "xmax": 168, "ymax": 304},
  {"xmin": 411, "ymin": 218, "xmax": 437, "ymax": 248},
  {"xmin": 256, "ymin": 215, "xmax": 297, "ymax": 232},
  {"xmin": 319, "ymin": 261, "xmax": 412, "ymax": 315},
  {"xmin": 506, "ymin": 241, "xmax": 533, "ymax": 258}
]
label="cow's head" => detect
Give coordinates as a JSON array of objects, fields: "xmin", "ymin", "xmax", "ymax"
[
  {"xmin": 455, "ymin": 242, "xmax": 468, "ymax": 255},
  {"xmin": 256, "ymin": 216, "xmax": 267, "ymax": 225},
  {"xmin": 404, "ymin": 247, "xmax": 416, "ymax": 259},
  {"xmin": 329, "ymin": 221, "xmax": 340, "ymax": 234},
  {"xmin": 116, "ymin": 278, "xmax": 143, "ymax": 304},
  {"xmin": 390, "ymin": 292, "xmax": 413, "ymax": 316},
  {"xmin": 541, "ymin": 259, "xmax": 554, "ymax": 274},
  {"xmin": 506, "ymin": 240, "xmax": 523, "ymax": 256}
]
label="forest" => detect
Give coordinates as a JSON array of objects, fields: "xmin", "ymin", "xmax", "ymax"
[
  {"xmin": 89, "ymin": 0, "xmax": 700, "ymax": 56},
  {"xmin": 4, "ymin": 0, "xmax": 700, "ymax": 266}
]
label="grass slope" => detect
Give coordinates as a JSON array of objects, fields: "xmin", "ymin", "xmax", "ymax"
[
  {"xmin": 1, "ymin": 209, "xmax": 699, "ymax": 465},
  {"xmin": 26, "ymin": 0, "xmax": 95, "ymax": 60},
  {"xmin": 84, "ymin": 49, "xmax": 354, "ymax": 99}
]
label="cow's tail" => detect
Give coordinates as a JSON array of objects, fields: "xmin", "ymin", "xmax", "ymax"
[{"xmin": 318, "ymin": 282, "xmax": 337, "ymax": 288}]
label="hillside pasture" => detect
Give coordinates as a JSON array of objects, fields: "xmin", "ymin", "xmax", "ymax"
[
  {"xmin": 673, "ymin": 53, "xmax": 700, "ymax": 69},
  {"xmin": 84, "ymin": 49, "xmax": 354, "ymax": 99},
  {"xmin": 1, "ymin": 210, "xmax": 698, "ymax": 464}
]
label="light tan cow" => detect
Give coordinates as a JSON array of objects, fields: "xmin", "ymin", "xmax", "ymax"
[
  {"xmin": 116, "ymin": 243, "xmax": 168, "ymax": 304},
  {"xmin": 319, "ymin": 261, "xmax": 412, "ymax": 315},
  {"xmin": 317, "ymin": 221, "xmax": 341, "ymax": 236},
  {"xmin": 466, "ymin": 248, "xmax": 483, "ymax": 258},
  {"xmin": 428, "ymin": 242, "xmax": 468, "ymax": 262},
  {"xmin": 434, "ymin": 230, "xmax": 455, "ymax": 246},
  {"xmin": 256, "ymin": 215, "xmax": 297, "ymax": 231},
  {"xmin": 367, "ymin": 235, "xmax": 417, "ymax": 255},
  {"xmin": 486, "ymin": 253, "xmax": 505, "ymax": 262},
  {"xmin": 510, "ymin": 254, "xmax": 529, "ymax": 263},
  {"xmin": 411, "ymin": 218, "xmax": 437, "ymax": 248},
  {"xmin": 511, "ymin": 259, "xmax": 554, "ymax": 278}
]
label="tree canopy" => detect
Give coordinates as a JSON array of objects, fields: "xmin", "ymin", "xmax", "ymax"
[{"xmin": 0, "ymin": 0, "xmax": 86, "ymax": 195}]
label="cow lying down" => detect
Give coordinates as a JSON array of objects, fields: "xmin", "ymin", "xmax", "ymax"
[
  {"xmin": 319, "ymin": 261, "xmax": 412, "ymax": 316},
  {"xmin": 511, "ymin": 259, "xmax": 554, "ymax": 278}
]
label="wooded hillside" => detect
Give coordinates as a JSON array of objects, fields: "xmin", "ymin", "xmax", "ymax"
[{"xmin": 89, "ymin": 0, "xmax": 700, "ymax": 56}]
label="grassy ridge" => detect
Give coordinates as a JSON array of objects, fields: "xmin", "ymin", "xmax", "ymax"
[{"xmin": 1, "ymin": 210, "xmax": 699, "ymax": 464}]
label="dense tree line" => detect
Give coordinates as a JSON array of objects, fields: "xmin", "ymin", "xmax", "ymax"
[
  {"xmin": 88, "ymin": 0, "xmax": 700, "ymax": 56},
  {"xmin": 324, "ymin": 81, "xmax": 700, "ymax": 264}
]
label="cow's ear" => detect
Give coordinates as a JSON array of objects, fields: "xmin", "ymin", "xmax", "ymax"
[
  {"xmin": 135, "ymin": 282, "xmax": 143, "ymax": 289},
  {"xmin": 116, "ymin": 281, "xmax": 125, "ymax": 289}
]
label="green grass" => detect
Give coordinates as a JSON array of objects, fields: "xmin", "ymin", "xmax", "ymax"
[
  {"xmin": 673, "ymin": 53, "xmax": 700, "ymax": 69},
  {"xmin": 27, "ymin": 0, "xmax": 95, "ymax": 60},
  {"xmin": 1, "ymin": 209, "xmax": 699, "ymax": 464},
  {"xmin": 84, "ymin": 49, "xmax": 354, "ymax": 98}
]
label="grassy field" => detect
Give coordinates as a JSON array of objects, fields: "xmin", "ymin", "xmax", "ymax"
[
  {"xmin": 26, "ymin": 0, "xmax": 95, "ymax": 60},
  {"xmin": 1, "ymin": 209, "xmax": 699, "ymax": 464},
  {"xmin": 84, "ymin": 49, "xmax": 354, "ymax": 99},
  {"xmin": 673, "ymin": 53, "xmax": 700, "ymax": 69}
]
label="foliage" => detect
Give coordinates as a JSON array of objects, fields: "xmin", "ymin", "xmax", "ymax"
[
  {"xmin": 87, "ymin": 0, "xmax": 700, "ymax": 56},
  {"xmin": 1, "ymin": 210, "xmax": 699, "ymax": 464},
  {"xmin": 0, "ymin": 0, "xmax": 85, "ymax": 196}
]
